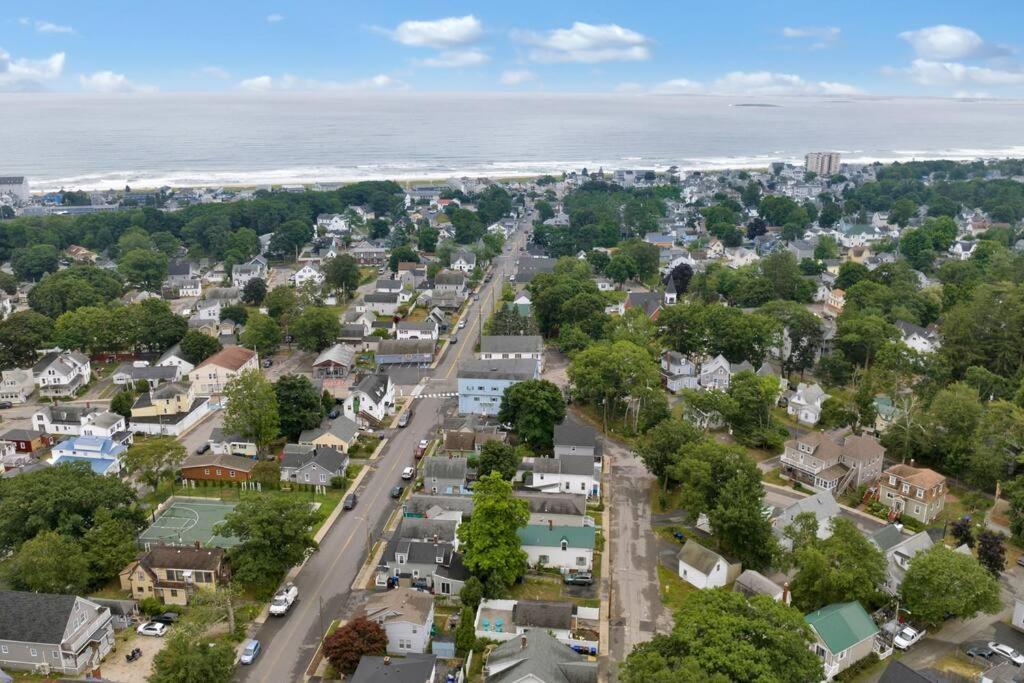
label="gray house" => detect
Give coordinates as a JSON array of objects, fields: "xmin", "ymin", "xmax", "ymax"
[
  {"xmin": 377, "ymin": 517, "xmax": 462, "ymax": 589},
  {"xmin": 0, "ymin": 590, "xmax": 115, "ymax": 675},
  {"xmin": 422, "ymin": 455, "xmax": 469, "ymax": 495},
  {"xmin": 553, "ymin": 416, "xmax": 602, "ymax": 463},
  {"xmin": 483, "ymin": 629, "xmax": 598, "ymax": 683},
  {"xmin": 280, "ymin": 446, "xmax": 349, "ymax": 486}
]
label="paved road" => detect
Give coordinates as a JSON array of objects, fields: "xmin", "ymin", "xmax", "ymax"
[{"xmin": 236, "ymin": 218, "xmax": 529, "ymax": 682}]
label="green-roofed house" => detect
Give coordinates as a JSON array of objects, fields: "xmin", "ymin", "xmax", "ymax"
[
  {"xmin": 805, "ymin": 601, "xmax": 880, "ymax": 679},
  {"xmin": 517, "ymin": 524, "xmax": 595, "ymax": 574}
]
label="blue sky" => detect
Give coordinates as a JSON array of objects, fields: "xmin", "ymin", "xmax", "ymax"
[{"xmin": 2, "ymin": 1, "xmax": 1024, "ymax": 97}]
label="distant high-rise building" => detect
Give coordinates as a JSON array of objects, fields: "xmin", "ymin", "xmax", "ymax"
[
  {"xmin": 804, "ymin": 153, "xmax": 841, "ymax": 176},
  {"xmin": 0, "ymin": 176, "xmax": 29, "ymax": 203}
]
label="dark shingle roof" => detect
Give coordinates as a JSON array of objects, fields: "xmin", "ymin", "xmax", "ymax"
[
  {"xmin": 513, "ymin": 600, "xmax": 574, "ymax": 629},
  {"xmin": 350, "ymin": 654, "xmax": 437, "ymax": 683},
  {"xmin": 353, "ymin": 374, "xmax": 390, "ymax": 403},
  {"xmin": 281, "ymin": 446, "xmax": 348, "ymax": 474},
  {"xmin": 0, "ymin": 590, "xmax": 85, "ymax": 644}
]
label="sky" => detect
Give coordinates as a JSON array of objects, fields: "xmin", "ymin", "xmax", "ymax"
[{"xmin": 2, "ymin": 1, "xmax": 1024, "ymax": 98}]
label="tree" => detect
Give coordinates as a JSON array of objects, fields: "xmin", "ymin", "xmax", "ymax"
[
  {"xmin": 119, "ymin": 248, "xmax": 168, "ymax": 290},
  {"xmin": 83, "ymin": 507, "xmax": 140, "ymax": 583},
  {"xmin": 322, "ymin": 255, "xmax": 361, "ymax": 297},
  {"xmin": 477, "ymin": 442, "xmax": 519, "ymax": 480},
  {"xmin": 951, "ymin": 517, "xmax": 976, "ymax": 549},
  {"xmin": 888, "ymin": 197, "xmax": 918, "ymax": 227},
  {"xmin": 635, "ymin": 418, "xmax": 702, "ymax": 488},
  {"xmin": 497, "ymin": 380, "xmax": 566, "ymax": 450},
  {"xmin": 123, "ymin": 436, "xmax": 187, "ymax": 491},
  {"xmin": 967, "ymin": 400, "xmax": 1024, "ymax": 491},
  {"xmin": 0, "ymin": 271, "xmax": 18, "ymax": 295},
  {"xmin": 417, "ymin": 226, "xmax": 439, "ymax": 252},
  {"xmin": 760, "ymin": 300, "xmax": 823, "ymax": 376},
  {"xmin": 152, "ymin": 632, "xmax": 236, "ymax": 683},
  {"xmin": 459, "ymin": 576, "xmax": 484, "ymax": 611},
  {"xmin": 789, "ymin": 518, "xmax": 886, "ymax": 612},
  {"xmin": 976, "ymin": 530, "xmax": 1006, "ymax": 576},
  {"xmin": 620, "ymin": 590, "xmax": 822, "ymax": 683},
  {"xmin": 666, "ymin": 262, "xmax": 693, "ymax": 296},
  {"xmin": 605, "ymin": 253, "xmax": 636, "ymax": 285},
  {"xmin": 240, "ymin": 312, "xmax": 282, "ymax": 355},
  {"xmin": 264, "ymin": 285, "xmax": 298, "ymax": 321},
  {"xmin": 782, "ymin": 512, "xmax": 820, "ymax": 556},
  {"xmin": 924, "ymin": 382, "xmax": 981, "ymax": 476},
  {"xmin": 217, "ymin": 304, "xmax": 248, "ymax": 326},
  {"xmin": 267, "ymin": 219, "xmax": 313, "ymax": 258},
  {"xmin": 322, "ymin": 616, "xmax": 388, "ymax": 675},
  {"xmin": 0, "ymin": 310, "xmax": 54, "ymax": 367},
  {"xmin": 275, "ymin": 374, "xmax": 325, "ymax": 441},
  {"xmin": 131, "ymin": 298, "xmax": 188, "ymax": 351},
  {"xmin": 216, "ymin": 497, "xmax": 319, "ymax": 594},
  {"xmin": 568, "ymin": 340, "xmax": 661, "ymax": 432},
  {"xmin": 12, "ymin": 244, "xmax": 59, "ymax": 281},
  {"xmin": 458, "ymin": 473, "xmax": 529, "ymax": 595},
  {"xmin": 388, "ymin": 245, "xmax": 419, "ymax": 272},
  {"xmin": 110, "ymin": 389, "xmax": 135, "ymax": 418},
  {"xmin": 251, "ymin": 460, "xmax": 281, "ymax": 487},
  {"xmin": 900, "ymin": 545, "xmax": 1000, "ymax": 625},
  {"xmin": 0, "ymin": 461, "xmax": 143, "ymax": 552},
  {"xmin": 179, "ymin": 330, "xmax": 222, "ymax": 365},
  {"xmin": 242, "ymin": 277, "xmax": 268, "ymax": 305},
  {"xmin": 4, "ymin": 531, "xmax": 90, "ymax": 594},
  {"xmin": 685, "ymin": 372, "xmax": 785, "ymax": 450},
  {"xmin": 455, "ymin": 606, "xmax": 477, "ymax": 655},
  {"xmin": 27, "ymin": 266, "xmax": 123, "ymax": 317},
  {"xmin": 291, "ymin": 306, "xmax": 341, "ymax": 352},
  {"xmin": 223, "ymin": 370, "xmax": 280, "ymax": 453}
]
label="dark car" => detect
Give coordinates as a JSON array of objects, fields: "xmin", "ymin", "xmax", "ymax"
[
  {"xmin": 967, "ymin": 645, "xmax": 995, "ymax": 660},
  {"xmin": 398, "ymin": 411, "xmax": 411, "ymax": 427},
  {"xmin": 342, "ymin": 493, "xmax": 357, "ymax": 510},
  {"xmin": 328, "ymin": 408, "xmax": 340, "ymax": 419},
  {"xmin": 195, "ymin": 443, "xmax": 210, "ymax": 455},
  {"xmin": 0, "ymin": 401, "xmax": 12, "ymax": 409},
  {"xmin": 262, "ymin": 359, "xmax": 273, "ymax": 368},
  {"xmin": 450, "ymin": 335, "xmax": 458, "ymax": 344},
  {"xmin": 390, "ymin": 485, "xmax": 405, "ymax": 499},
  {"xmin": 411, "ymin": 577, "xmax": 430, "ymax": 591},
  {"xmin": 563, "ymin": 572, "xmax": 594, "ymax": 586},
  {"xmin": 151, "ymin": 612, "xmax": 180, "ymax": 625}
]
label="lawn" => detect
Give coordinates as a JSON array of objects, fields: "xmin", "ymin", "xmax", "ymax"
[
  {"xmin": 508, "ymin": 573, "xmax": 598, "ymax": 607},
  {"xmin": 657, "ymin": 564, "xmax": 694, "ymax": 614},
  {"xmin": 348, "ymin": 434, "xmax": 382, "ymax": 458}
]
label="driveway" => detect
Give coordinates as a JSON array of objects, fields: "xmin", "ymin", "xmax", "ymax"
[
  {"xmin": 100, "ymin": 631, "xmax": 164, "ymax": 682},
  {"xmin": 263, "ymin": 349, "xmax": 316, "ymax": 381},
  {"xmin": 605, "ymin": 435, "xmax": 673, "ymax": 679}
]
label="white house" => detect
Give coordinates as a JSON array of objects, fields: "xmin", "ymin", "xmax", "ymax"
[
  {"xmin": 194, "ymin": 299, "xmax": 221, "ymax": 321},
  {"xmin": 479, "ymin": 335, "xmax": 544, "ymax": 372},
  {"xmin": 517, "ymin": 454, "xmax": 600, "ymax": 498},
  {"xmin": 661, "ymin": 351, "xmax": 698, "ymax": 392},
  {"xmin": 397, "ymin": 320, "xmax": 438, "ymax": 341},
  {"xmin": 895, "ymin": 321, "xmax": 941, "ymax": 354},
  {"xmin": 0, "ymin": 369, "xmax": 34, "ymax": 404},
  {"xmin": 316, "ymin": 213, "xmax": 349, "ymax": 234},
  {"xmin": 676, "ymin": 540, "xmax": 740, "ymax": 589},
  {"xmin": 289, "ymin": 264, "xmax": 325, "ymax": 288},
  {"xmin": 950, "ymin": 240, "xmax": 977, "ymax": 261},
  {"xmin": 343, "ymin": 374, "xmax": 395, "ymax": 427},
  {"xmin": 474, "ymin": 600, "xmax": 600, "ymax": 655},
  {"xmin": 362, "ymin": 588, "xmax": 435, "ymax": 655},
  {"xmin": 787, "ymin": 382, "xmax": 829, "ymax": 425},
  {"xmin": 156, "ymin": 344, "xmax": 195, "ymax": 379},
  {"xmin": 363, "ymin": 292, "xmax": 401, "ymax": 317},
  {"xmin": 451, "ymin": 250, "xmax": 477, "ymax": 273},
  {"xmin": 32, "ymin": 351, "xmax": 92, "ymax": 398},
  {"xmin": 517, "ymin": 524, "xmax": 596, "ymax": 573}
]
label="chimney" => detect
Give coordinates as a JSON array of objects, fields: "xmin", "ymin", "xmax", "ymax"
[
  {"xmin": 520, "ymin": 635, "xmax": 527, "ymax": 650},
  {"xmin": 782, "ymin": 582, "xmax": 790, "ymax": 605},
  {"xmin": 548, "ymin": 519, "xmax": 553, "ymax": 531},
  {"xmin": 383, "ymin": 656, "xmax": 391, "ymax": 666}
]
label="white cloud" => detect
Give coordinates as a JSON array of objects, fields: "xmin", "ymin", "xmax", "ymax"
[
  {"xmin": 514, "ymin": 22, "xmax": 651, "ymax": 63},
  {"xmin": 651, "ymin": 78, "xmax": 704, "ymax": 94},
  {"xmin": 711, "ymin": 70, "xmax": 861, "ymax": 96},
  {"xmin": 238, "ymin": 73, "xmax": 405, "ymax": 92},
  {"xmin": 35, "ymin": 20, "xmax": 75, "ymax": 34},
  {"xmin": 415, "ymin": 49, "xmax": 489, "ymax": 68},
  {"xmin": 500, "ymin": 69, "xmax": 536, "ymax": 85},
  {"xmin": 0, "ymin": 48, "xmax": 66, "ymax": 90},
  {"xmin": 265, "ymin": 14, "xmax": 283, "ymax": 24},
  {"xmin": 79, "ymin": 70, "xmax": 157, "ymax": 93},
  {"xmin": 899, "ymin": 25, "xmax": 984, "ymax": 60},
  {"xmin": 782, "ymin": 26, "xmax": 840, "ymax": 40},
  {"xmin": 890, "ymin": 59, "xmax": 1024, "ymax": 87},
  {"xmin": 389, "ymin": 15, "xmax": 482, "ymax": 49},
  {"xmin": 198, "ymin": 66, "xmax": 230, "ymax": 79}
]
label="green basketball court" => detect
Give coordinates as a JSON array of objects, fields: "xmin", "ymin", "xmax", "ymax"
[{"xmin": 138, "ymin": 497, "xmax": 239, "ymax": 549}]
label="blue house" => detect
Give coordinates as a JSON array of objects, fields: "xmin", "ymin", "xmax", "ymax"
[
  {"xmin": 457, "ymin": 359, "xmax": 539, "ymax": 416},
  {"xmin": 50, "ymin": 435, "xmax": 127, "ymax": 476}
]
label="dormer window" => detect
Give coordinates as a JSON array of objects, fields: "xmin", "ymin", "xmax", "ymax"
[
  {"xmin": 560, "ymin": 540, "xmax": 568, "ymax": 551},
  {"xmin": 902, "ymin": 483, "xmax": 910, "ymax": 494},
  {"xmin": 889, "ymin": 476, "xmax": 897, "ymax": 486}
]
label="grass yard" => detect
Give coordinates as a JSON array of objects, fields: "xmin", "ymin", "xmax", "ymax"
[
  {"xmin": 657, "ymin": 564, "xmax": 695, "ymax": 614},
  {"xmin": 761, "ymin": 467, "xmax": 790, "ymax": 488},
  {"xmin": 348, "ymin": 434, "xmax": 382, "ymax": 458}
]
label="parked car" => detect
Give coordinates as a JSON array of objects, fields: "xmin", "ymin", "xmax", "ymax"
[
  {"xmin": 402, "ymin": 466, "xmax": 415, "ymax": 480},
  {"xmin": 0, "ymin": 401, "xmax": 12, "ymax": 409},
  {"xmin": 240, "ymin": 639, "xmax": 261, "ymax": 665},
  {"xmin": 151, "ymin": 612, "xmax": 179, "ymax": 625},
  {"xmin": 269, "ymin": 584, "xmax": 299, "ymax": 616},
  {"xmin": 967, "ymin": 645, "xmax": 995, "ymax": 660},
  {"xmin": 398, "ymin": 411, "xmax": 411, "ymax": 427},
  {"xmin": 893, "ymin": 626, "xmax": 925, "ymax": 650},
  {"xmin": 450, "ymin": 335, "xmax": 458, "ymax": 344},
  {"xmin": 411, "ymin": 577, "xmax": 430, "ymax": 591},
  {"xmin": 328, "ymin": 408, "xmax": 340, "ymax": 419},
  {"xmin": 564, "ymin": 572, "xmax": 594, "ymax": 586},
  {"xmin": 195, "ymin": 443, "xmax": 211, "ymax": 455},
  {"xmin": 458, "ymin": 320, "xmax": 466, "ymax": 329},
  {"xmin": 390, "ymin": 485, "xmax": 405, "ymax": 498},
  {"xmin": 343, "ymin": 493, "xmax": 358, "ymax": 510},
  {"xmin": 136, "ymin": 622, "xmax": 167, "ymax": 637},
  {"xmin": 262, "ymin": 359, "xmax": 273, "ymax": 368},
  {"xmin": 989, "ymin": 642, "xmax": 1024, "ymax": 665},
  {"xmin": 415, "ymin": 439, "xmax": 429, "ymax": 458}
]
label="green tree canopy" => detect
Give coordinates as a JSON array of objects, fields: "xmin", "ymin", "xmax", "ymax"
[
  {"xmin": 275, "ymin": 374, "xmax": 325, "ymax": 441},
  {"xmin": 900, "ymin": 545, "xmax": 1000, "ymax": 625},
  {"xmin": 497, "ymin": 379, "xmax": 566, "ymax": 450},
  {"xmin": 222, "ymin": 369, "xmax": 280, "ymax": 452},
  {"xmin": 457, "ymin": 473, "xmax": 529, "ymax": 595}
]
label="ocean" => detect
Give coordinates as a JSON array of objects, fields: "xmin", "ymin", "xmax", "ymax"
[{"xmin": 4, "ymin": 92, "xmax": 1024, "ymax": 191}]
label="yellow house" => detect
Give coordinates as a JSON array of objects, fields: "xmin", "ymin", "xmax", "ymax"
[
  {"xmin": 131, "ymin": 382, "xmax": 195, "ymax": 418},
  {"xmin": 188, "ymin": 346, "xmax": 259, "ymax": 396},
  {"xmin": 119, "ymin": 546, "xmax": 228, "ymax": 606},
  {"xmin": 297, "ymin": 416, "xmax": 359, "ymax": 452}
]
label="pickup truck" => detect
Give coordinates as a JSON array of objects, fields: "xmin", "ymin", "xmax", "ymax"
[{"xmin": 269, "ymin": 583, "xmax": 298, "ymax": 616}]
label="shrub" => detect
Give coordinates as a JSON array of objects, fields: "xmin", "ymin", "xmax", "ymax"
[
  {"xmin": 139, "ymin": 597, "xmax": 163, "ymax": 616},
  {"xmin": 322, "ymin": 616, "xmax": 388, "ymax": 675},
  {"xmin": 330, "ymin": 475, "xmax": 347, "ymax": 490}
]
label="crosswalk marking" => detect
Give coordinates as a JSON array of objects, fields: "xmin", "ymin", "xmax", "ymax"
[{"xmin": 414, "ymin": 392, "xmax": 458, "ymax": 399}]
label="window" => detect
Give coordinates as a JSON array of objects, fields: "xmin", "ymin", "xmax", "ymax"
[
  {"xmin": 915, "ymin": 488, "xmax": 923, "ymax": 499},
  {"xmin": 204, "ymin": 468, "xmax": 210, "ymax": 475},
  {"xmin": 902, "ymin": 483, "xmax": 910, "ymax": 494},
  {"xmin": 560, "ymin": 540, "xmax": 568, "ymax": 551},
  {"xmin": 914, "ymin": 504, "xmax": 921, "ymax": 515},
  {"xmin": 581, "ymin": 482, "xmax": 587, "ymax": 491},
  {"xmin": 538, "ymin": 555, "xmax": 550, "ymax": 564},
  {"xmin": 440, "ymin": 581, "xmax": 451, "ymax": 595},
  {"xmin": 304, "ymin": 473, "xmax": 310, "ymax": 482},
  {"xmin": 170, "ymin": 590, "xmax": 178, "ymax": 597},
  {"xmin": 838, "ymin": 650, "xmax": 846, "ymax": 661},
  {"xmin": 564, "ymin": 482, "xmax": 570, "ymax": 490},
  {"xmin": 577, "ymin": 556, "xmax": 587, "ymax": 566},
  {"xmin": 30, "ymin": 649, "xmax": 37, "ymax": 657},
  {"xmin": 229, "ymin": 470, "xmax": 236, "ymax": 478},
  {"xmin": 889, "ymin": 476, "xmax": 897, "ymax": 486},
  {"xmin": 0, "ymin": 646, "xmax": 7, "ymax": 654},
  {"xmin": 216, "ymin": 469, "xmax": 222, "ymax": 476},
  {"xmin": 52, "ymin": 651, "xmax": 60, "ymax": 660}
]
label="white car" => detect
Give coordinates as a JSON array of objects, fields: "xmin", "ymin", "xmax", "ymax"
[
  {"xmin": 458, "ymin": 320, "xmax": 466, "ymax": 329},
  {"xmin": 269, "ymin": 583, "xmax": 299, "ymax": 616},
  {"xmin": 402, "ymin": 466, "xmax": 416, "ymax": 480},
  {"xmin": 137, "ymin": 622, "xmax": 168, "ymax": 637},
  {"xmin": 989, "ymin": 642, "xmax": 1024, "ymax": 665},
  {"xmin": 893, "ymin": 626, "xmax": 925, "ymax": 650}
]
